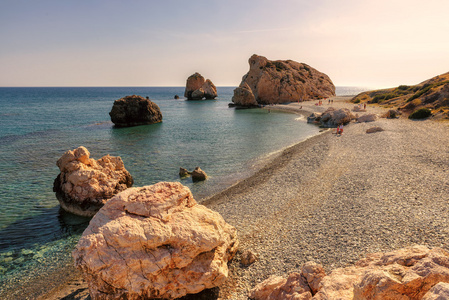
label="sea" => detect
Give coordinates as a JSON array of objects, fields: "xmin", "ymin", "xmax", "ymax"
[{"xmin": 0, "ymin": 86, "xmax": 369, "ymax": 297}]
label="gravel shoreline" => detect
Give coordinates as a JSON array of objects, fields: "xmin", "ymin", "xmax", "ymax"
[
  {"xmin": 209, "ymin": 98, "xmax": 449, "ymax": 299},
  {"xmin": 39, "ymin": 97, "xmax": 449, "ymax": 299}
]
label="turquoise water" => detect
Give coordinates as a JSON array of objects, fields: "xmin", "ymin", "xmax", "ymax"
[{"xmin": 0, "ymin": 86, "xmax": 368, "ymax": 296}]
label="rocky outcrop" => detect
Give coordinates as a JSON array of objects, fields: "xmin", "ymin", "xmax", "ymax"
[
  {"xmin": 231, "ymin": 82, "xmax": 258, "ymax": 107},
  {"xmin": 232, "ymin": 54, "xmax": 335, "ymax": 107},
  {"xmin": 53, "ymin": 146, "xmax": 133, "ymax": 217},
  {"xmin": 73, "ymin": 182, "xmax": 238, "ymax": 300},
  {"xmin": 307, "ymin": 107, "xmax": 356, "ymax": 127},
  {"xmin": 109, "ymin": 95, "xmax": 162, "ymax": 127},
  {"xmin": 184, "ymin": 73, "xmax": 218, "ymax": 100},
  {"xmin": 250, "ymin": 246, "xmax": 449, "ymax": 300}
]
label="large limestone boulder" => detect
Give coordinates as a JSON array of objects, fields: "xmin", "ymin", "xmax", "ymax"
[
  {"xmin": 53, "ymin": 146, "xmax": 133, "ymax": 217},
  {"xmin": 250, "ymin": 261, "xmax": 326, "ymax": 300},
  {"xmin": 251, "ymin": 246, "xmax": 449, "ymax": 300},
  {"xmin": 232, "ymin": 54, "xmax": 335, "ymax": 107},
  {"xmin": 109, "ymin": 95, "xmax": 162, "ymax": 127},
  {"xmin": 184, "ymin": 73, "xmax": 217, "ymax": 100},
  {"xmin": 73, "ymin": 182, "xmax": 238, "ymax": 299}
]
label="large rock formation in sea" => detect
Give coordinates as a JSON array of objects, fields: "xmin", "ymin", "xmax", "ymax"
[
  {"xmin": 232, "ymin": 54, "xmax": 335, "ymax": 107},
  {"xmin": 184, "ymin": 72, "xmax": 218, "ymax": 100},
  {"xmin": 73, "ymin": 182, "xmax": 238, "ymax": 299},
  {"xmin": 53, "ymin": 146, "xmax": 133, "ymax": 217},
  {"xmin": 250, "ymin": 245, "xmax": 449, "ymax": 300},
  {"xmin": 109, "ymin": 95, "xmax": 162, "ymax": 127}
]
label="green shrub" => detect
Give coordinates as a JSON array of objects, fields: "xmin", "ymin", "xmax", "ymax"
[
  {"xmin": 409, "ymin": 108, "xmax": 432, "ymax": 119},
  {"xmin": 398, "ymin": 85, "xmax": 410, "ymax": 91},
  {"xmin": 407, "ymin": 85, "xmax": 433, "ymax": 102},
  {"xmin": 353, "ymin": 99, "xmax": 361, "ymax": 104}
]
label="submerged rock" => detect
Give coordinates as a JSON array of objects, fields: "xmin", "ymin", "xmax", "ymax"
[
  {"xmin": 109, "ymin": 95, "xmax": 162, "ymax": 127},
  {"xmin": 184, "ymin": 73, "xmax": 217, "ymax": 100},
  {"xmin": 232, "ymin": 54, "xmax": 335, "ymax": 107},
  {"xmin": 53, "ymin": 146, "xmax": 133, "ymax": 217},
  {"xmin": 73, "ymin": 182, "xmax": 238, "ymax": 299}
]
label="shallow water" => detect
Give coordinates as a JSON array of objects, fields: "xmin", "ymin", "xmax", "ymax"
[{"xmin": 0, "ymin": 86, "xmax": 369, "ymax": 296}]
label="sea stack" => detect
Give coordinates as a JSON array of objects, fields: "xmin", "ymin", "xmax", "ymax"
[
  {"xmin": 109, "ymin": 95, "xmax": 162, "ymax": 127},
  {"xmin": 232, "ymin": 54, "xmax": 335, "ymax": 107},
  {"xmin": 184, "ymin": 72, "xmax": 218, "ymax": 100}
]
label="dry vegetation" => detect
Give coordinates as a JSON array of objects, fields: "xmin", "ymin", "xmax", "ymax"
[{"xmin": 352, "ymin": 72, "xmax": 449, "ymax": 120}]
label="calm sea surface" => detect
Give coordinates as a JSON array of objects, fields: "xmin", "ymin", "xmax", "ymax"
[{"xmin": 0, "ymin": 86, "xmax": 369, "ymax": 295}]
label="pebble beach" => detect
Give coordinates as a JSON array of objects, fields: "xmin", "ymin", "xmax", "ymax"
[{"xmin": 41, "ymin": 97, "xmax": 449, "ymax": 299}]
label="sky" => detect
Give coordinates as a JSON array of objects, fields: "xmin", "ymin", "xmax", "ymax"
[{"xmin": 1, "ymin": 0, "xmax": 449, "ymax": 88}]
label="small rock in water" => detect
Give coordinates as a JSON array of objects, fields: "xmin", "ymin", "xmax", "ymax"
[
  {"xmin": 191, "ymin": 166, "xmax": 207, "ymax": 182},
  {"xmin": 179, "ymin": 167, "xmax": 191, "ymax": 177}
]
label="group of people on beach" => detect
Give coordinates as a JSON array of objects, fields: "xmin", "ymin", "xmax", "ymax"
[{"xmin": 336, "ymin": 124, "xmax": 344, "ymax": 135}]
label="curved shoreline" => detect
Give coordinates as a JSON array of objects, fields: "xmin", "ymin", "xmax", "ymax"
[{"xmin": 20, "ymin": 97, "xmax": 449, "ymax": 299}]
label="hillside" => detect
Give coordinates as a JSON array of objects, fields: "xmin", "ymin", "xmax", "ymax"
[{"xmin": 351, "ymin": 72, "xmax": 449, "ymax": 119}]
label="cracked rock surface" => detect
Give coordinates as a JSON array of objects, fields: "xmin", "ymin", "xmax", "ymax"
[
  {"xmin": 72, "ymin": 182, "xmax": 238, "ymax": 299},
  {"xmin": 53, "ymin": 146, "xmax": 133, "ymax": 217}
]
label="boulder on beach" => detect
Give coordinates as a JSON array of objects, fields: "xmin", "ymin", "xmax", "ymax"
[
  {"xmin": 250, "ymin": 245, "xmax": 449, "ymax": 300},
  {"xmin": 73, "ymin": 182, "xmax": 238, "ymax": 300},
  {"xmin": 109, "ymin": 95, "xmax": 162, "ymax": 127},
  {"xmin": 385, "ymin": 109, "xmax": 401, "ymax": 119},
  {"xmin": 231, "ymin": 54, "xmax": 335, "ymax": 107},
  {"xmin": 307, "ymin": 107, "xmax": 355, "ymax": 127},
  {"xmin": 241, "ymin": 249, "xmax": 258, "ymax": 267},
  {"xmin": 250, "ymin": 261, "xmax": 326, "ymax": 300},
  {"xmin": 184, "ymin": 73, "xmax": 217, "ymax": 100},
  {"xmin": 357, "ymin": 113, "xmax": 378, "ymax": 123},
  {"xmin": 53, "ymin": 146, "xmax": 133, "ymax": 217},
  {"xmin": 366, "ymin": 126, "xmax": 384, "ymax": 134}
]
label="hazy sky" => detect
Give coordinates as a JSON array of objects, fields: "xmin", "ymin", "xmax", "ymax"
[{"xmin": 1, "ymin": 0, "xmax": 448, "ymax": 88}]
